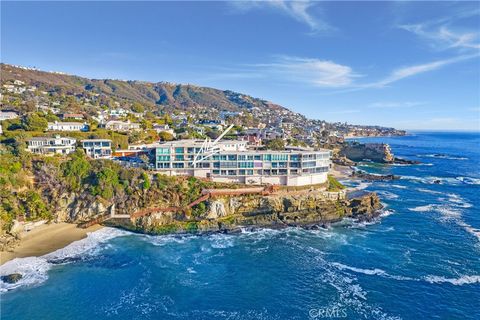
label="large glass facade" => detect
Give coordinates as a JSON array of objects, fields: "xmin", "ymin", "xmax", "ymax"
[{"xmin": 155, "ymin": 145, "xmax": 330, "ymax": 178}]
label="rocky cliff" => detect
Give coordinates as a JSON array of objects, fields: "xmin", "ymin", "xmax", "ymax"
[
  {"xmin": 340, "ymin": 142, "xmax": 394, "ymax": 163},
  {"xmin": 114, "ymin": 190, "xmax": 382, "ymax": 234}
]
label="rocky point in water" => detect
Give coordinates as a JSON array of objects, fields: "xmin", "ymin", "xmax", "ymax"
[
  {"xmin": 105, "ymin": 190, "xmax": 383, "ymax": 235},
  {"xmin": 1, "ymin": 273, "xmax": 22, "ymax": 284}
]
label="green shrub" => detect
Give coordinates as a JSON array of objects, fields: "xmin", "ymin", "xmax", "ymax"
[{"xmin": 327, "ymin": 175, "xmax": 345, "ymax": 192}]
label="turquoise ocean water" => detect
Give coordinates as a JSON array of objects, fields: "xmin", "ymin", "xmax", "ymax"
[{"xmin": 1, "ymin": 132, "xmax": 479, "ymax": 319}]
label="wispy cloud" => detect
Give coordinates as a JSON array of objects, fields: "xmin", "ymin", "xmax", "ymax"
[
  {"xmin": 253, "ymin": 56, "xmax": 360, "ymax": 87},
  {"xmin": 397, "ymin": 4, "xmax": 480, "ymax": 52},
  {"xmin": 204, "ymin": 52, "xmax": 476, "ymax": 91},
  {"xmin": 228, "ymin": 1, "xmax": 332, "ymax": 32},
  {"xmin": 369, "ymin": 101, "xmax": 427, "ymax": 109},
  {"xmin": 400, "ymin": 24, "xmax": 480, "ymax": 50},
  {"xmin": 364, "ymin": 54, "xmax": 478, "ymax": 88}
]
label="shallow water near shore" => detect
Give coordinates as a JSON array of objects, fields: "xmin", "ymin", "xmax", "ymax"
[{"xmin": 1, "ymin": 132, "xmax": 480, "ymax": 319}]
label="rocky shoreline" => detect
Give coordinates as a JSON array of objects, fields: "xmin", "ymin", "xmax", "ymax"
[{"xmin": 105, "ymin": 190, "xmax": 383, "ymax": 235}]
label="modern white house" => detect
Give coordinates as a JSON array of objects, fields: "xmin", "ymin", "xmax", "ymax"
[
  {"xmin": 104, "ymin": 120, "xmax": 141, "ymax": 132},
  {"xmin": 153, "ymin": 139, "xmax": 331, "ymax": 186},
  {"xmin": 26, "ymin": 136, "xmax": 77, "ymax": 155},
  {"xmin": 81, "ymin": 139, "xmax": 112, "ymax": 159},
  {"xmin": 47, "ymin": 121, "xmax": 89, "ymax": 132},
  {"xmin": 153, "ymin": 124, "xmax": 176, "ymax": 137},
  {"xmin": 0, "ymin": 111, "xmax": 19, "ymax": 121}
]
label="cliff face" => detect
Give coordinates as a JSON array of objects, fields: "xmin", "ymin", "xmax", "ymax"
[
  {"xmin": 128, "ymin": 191, "xmax": 382, "ymax": 234},
  {"xmin": 340, "ymin": 143, "xmax": 394, "ymax": 163}
]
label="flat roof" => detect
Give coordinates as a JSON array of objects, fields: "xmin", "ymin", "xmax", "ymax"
[
  {"xmin": 48, "ymin": 122, "xmax": 87, "ymax": 125},
  {"xmin": 81, "ymin": 139, "xmax": 112, "ymax": 142},
  {"xmin": 157, "ymin": 139, "xmax": 246, "ymax": 147},
  {"xmin": 29, "ymin": 136, "xmax": 76, "ymax": 141}
]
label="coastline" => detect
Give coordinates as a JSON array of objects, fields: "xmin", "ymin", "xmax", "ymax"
[
  {"xmin": 0, "ymin": 223, "xmax": 103, "ymax": 265},
  {"xmin": 330, "ymin": 163, "xmax": 354, "ymax": 179}
]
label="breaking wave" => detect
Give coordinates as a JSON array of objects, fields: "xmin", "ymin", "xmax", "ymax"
[
  {"xmin": 408, "ymin": 193, "xmax": 478, "ymax": 242},
  {"xmin": 332, "ymin": 262, "xmax": 480, "ymax": 287},
  {"xmin": 0, "ymin": 228, "xmax": 129, "ymax": 292},
  {"xmin": 401, "ymin": 175, "xmax": 480, "ymax": 185},
  {"xmin": 425, "ymin": 275, "xmax": 480, "ymax": 285},
  {"xmin": 417, "ymin": 154, "xmax": 468, "ymax": 160}
]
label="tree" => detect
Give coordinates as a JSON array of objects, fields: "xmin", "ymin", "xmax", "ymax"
[
  {"xmin": 61, "ymin": 149, "xmax": 91, "ymax": 191},
  {"xmin": 141, "ymin": 172, "xmax": 151, "ymax": 190},
  {"xmin": 24, "ymin": 113, "xmax": 48, "ymax": 131},
  {"xmin": 131, "ymin": 102, "xmax": 144, "ymax": 113},
  {"xmin": 20, "ymin": 191, "xmax": 50, "ymax": 221},
  {"xmin": 265, "ymin": 138, "xmax": 285, "ymax": 151},
  {"xmin": 158, "ymin": 131, "xmax": 174, "ymax": 141},
  {"xmin": 90, "ymin": 167, "xmax": 120, "ymax": 199}
]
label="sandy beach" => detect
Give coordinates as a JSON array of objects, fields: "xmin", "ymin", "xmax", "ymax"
[
  {"xmin": 0, "ymin": 223, "xmax": 103, "ymax": 265},
  {"xmin": 330, "ymin": 163, "xmax": 354, "ymax": 179}
]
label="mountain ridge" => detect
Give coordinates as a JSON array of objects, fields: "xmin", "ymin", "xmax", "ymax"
[{"xmin": 0, "ymin": 63, "xmax": 292, "ymax": 116}]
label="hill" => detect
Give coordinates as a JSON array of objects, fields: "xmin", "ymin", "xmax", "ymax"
[{"xmin": 0, "ymin": 63, "xmax": 290, "ymax": 115}]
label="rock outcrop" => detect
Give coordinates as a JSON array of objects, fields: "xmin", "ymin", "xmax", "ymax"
[
  {"xmin": 340, "ymin": 143, "xmax": 394, "ymax": 163},
  {"xmin": 1, "ymin": 273, "xmax": 22, "ymax": 284},
  {"xmin": 126, "ymin": 191, "xmax": 382, "ymax": 235}
]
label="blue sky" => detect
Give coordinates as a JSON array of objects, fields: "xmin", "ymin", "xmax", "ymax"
[{"xmin": 1, "ymin": 1, "xmax": 479, "ymax": 131}]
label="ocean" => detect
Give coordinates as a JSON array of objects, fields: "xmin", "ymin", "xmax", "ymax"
[{"xmin": 1, "ymin": 132, "xmax": 479, "ymax": 320}]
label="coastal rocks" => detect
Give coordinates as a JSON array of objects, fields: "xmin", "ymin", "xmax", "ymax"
[
  {"xmin": 206, "ymin": 201, "xmax": 228, "ymax": 219},
  {"xmin": 9, "ymin": 220, "xmax": 24, "ymax": 236},
  {"xmin": 333, "ymin": 156, "xmax": 356, "ymax": 166},
  {"xmin": 349, "ymin": 192, "xmax": 382, "ymax": 220},
  {"xmin": 0, "ymin": 234, "xmax": 19, "ymax": 252},
  {"xmin": 340, "ymin": 142, "xmax": 395, "ymax": 163},
  {"xmin": 127, "ymin": 191, "xmax": 383, "ymax": 235},
  {"xmin": 53, "ymin": 192, "xmax": 113, "ymax": 223},
  {"xmin": 1, "ymin": 273, "xmax": 22, "ymax": 284},
  {"xmin": 351, "ymin": 170, "xmax": 400, "ymax": 181},
  {"xmin": 393, "ymin": 157, "xmax": 421, "ymax": 165}
]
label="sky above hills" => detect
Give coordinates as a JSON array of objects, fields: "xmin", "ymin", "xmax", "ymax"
[{"xmin": 1, "ymin": 1, "xmax": 479, "ymax": 131}]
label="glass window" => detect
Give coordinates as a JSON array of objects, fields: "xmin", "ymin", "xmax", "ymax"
[{"xmin": 175, "ymin": 147, "xmax": 184, "ymax": 154}]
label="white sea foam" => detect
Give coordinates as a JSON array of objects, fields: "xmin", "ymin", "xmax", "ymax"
[
  {"xmin": 409, "ymin": 205, "xmax": 436, "ymax": 212},
  {"xmin": 425, "ymin": 275, "xmax": 480, "ymax": 285},
  {"xmin": 208, "ymin": 233, "xmax": 235, "ymax": 248},
  {"xmin": 409, "ymin": 195, "xmax": 478, "ymax": 242},
  {"xmin": 352, "ymin": 182, "xmax": 371, "ymax": 191},
  {"xmin": 141, "ymin": 234, "xmax": 194, "ymax": 246},
  {"xmin": 376, "ymin": 191, "xmax": 399, "ymax": 200},
  {"xmin": 390, "ymin": 184, "xmax": 407, "ymax": 189},
  {"xmin": 416, "ymin": 188, "xmax": 442, "ymax": 195},
  {"xmin": 331, "ymin": 262, "xmax": 480, "ymax": 287},
  {"xmin": 0, "ymin": 227, "xmax": 129, "ymax": 292},
  {"xmin": 380, "ymin": 209, "xmax": 395, "ymax": 217},
  {"xmin": 418, "ymin": 154, "xmax": 468, "ymax": 160},
  {"xmin": 332, "ymin": 262, "xmax": 415, "ymax": 282},
  {"xmin": 402, "ymin": 175, "xmax": 480, "ymax": 186}
]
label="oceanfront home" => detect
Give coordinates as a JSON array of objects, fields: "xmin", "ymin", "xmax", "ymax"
[
  {"xmin": 104, "ymin": 120, "xmax": 141, "ymax": 132},
  {"xmin": 81, "ymin": 139, "xmax": 112, "ymax": 159},
  {"xmin": 0, "ymin": 110, "xmax": 19, "ymax": 121},
  {"xmin": 59, "ymin": 113, "xmax": 84, "ymax": 120},
  {"xmin": 154, "ymin": 139, "xmax": 331, "ymax": 186},
  {"xmin": 26, "ymin": 135, "xmax": 76, "ymax": 155},
  {"xmin": 153, "ymin": 124, "xmax": 176, "ymax": 137},
  {"xmin": 47, "ymin": 121, "xmax": 89, "ymax": 132}
]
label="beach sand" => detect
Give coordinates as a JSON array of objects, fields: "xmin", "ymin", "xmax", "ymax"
[
  {"xmin": 0, "ymin": 223, "xmax": 103, "ymax": 265},
  {"xmin": 330, "ymin": 164, "xmax": 353, "ymax": 179}
]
